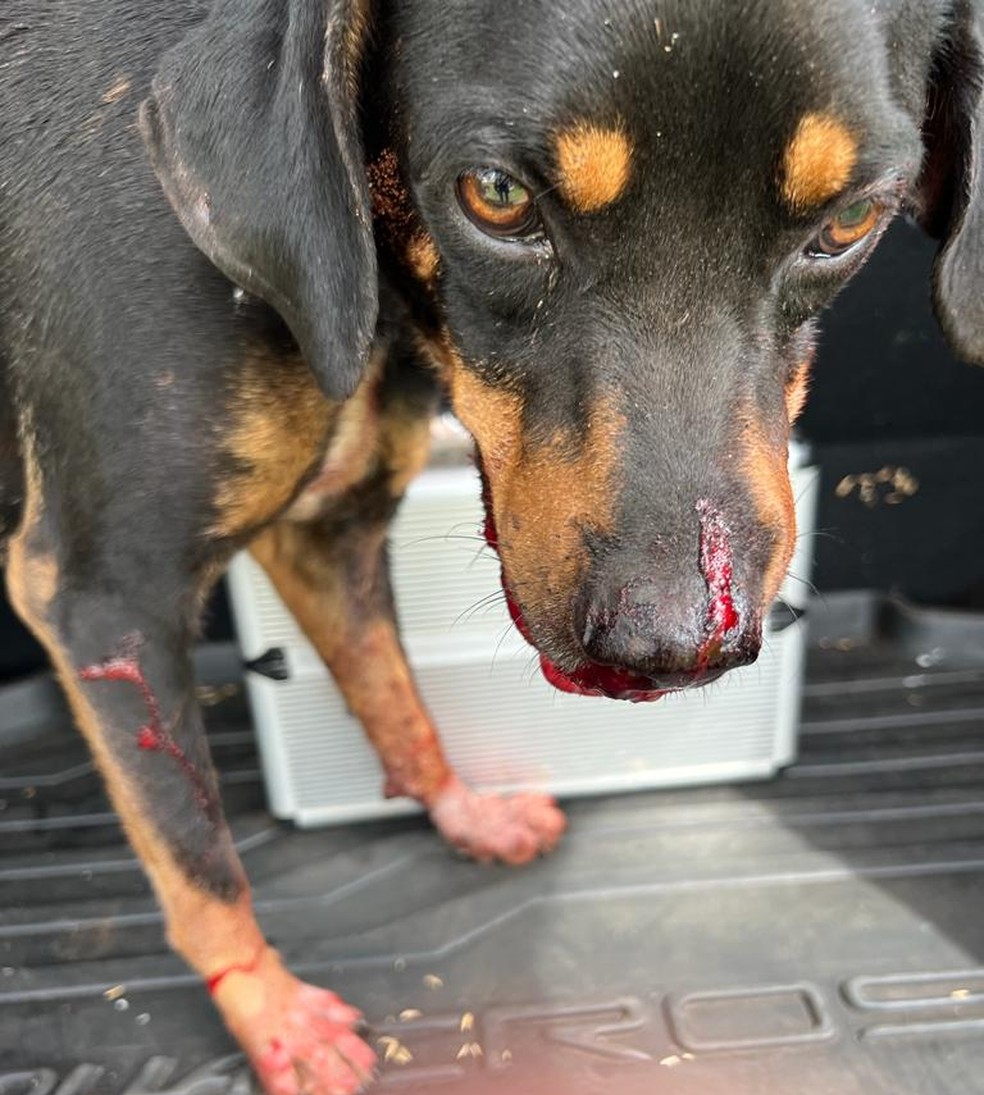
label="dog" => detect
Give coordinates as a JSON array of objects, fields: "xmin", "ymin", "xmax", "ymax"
[{"xmin": 1, "ymin": 0, "xmax": 982, "ymax": 1091}]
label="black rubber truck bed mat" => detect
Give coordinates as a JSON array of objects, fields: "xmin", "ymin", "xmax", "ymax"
[{"xmin": 3, "ymin": 621, "xmax": 984, "ymax": 1094}]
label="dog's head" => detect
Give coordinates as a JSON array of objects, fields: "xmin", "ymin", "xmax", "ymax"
[{"xmin": 144, "ymin": 0, "xmax": 984, "ymax": 699}]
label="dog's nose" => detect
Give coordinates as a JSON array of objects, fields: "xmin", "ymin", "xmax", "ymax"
[
  {"xmin": 575, "ymin": 500, "xmax": 762, "ymax": 688},
  {"xmin": 577, "ymin": 578, "xmax": 761, "ymax": 688}
]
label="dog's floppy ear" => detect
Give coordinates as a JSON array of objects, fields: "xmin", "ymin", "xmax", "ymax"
[
  {"xmin": 915, "ymin": 1, "xmax": 984, "ymax": 365},
  {"xmin": 140, "ymin": 0, "xmax": 376, "ymax": 401}
]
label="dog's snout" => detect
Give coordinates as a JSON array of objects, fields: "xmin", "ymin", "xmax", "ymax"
[
  {"xmin": 576, "ymin": 501, "xmax": 764, "ymax": 689},
  {"xmin": 577, "ymin": 578, "xmax": 761, "ymax": 688}
]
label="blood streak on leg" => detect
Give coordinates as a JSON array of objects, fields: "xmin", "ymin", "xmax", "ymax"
[
  {"xmin": 696, "ymin": 499, "xmax": 740, "ymax": 669},
  {"xmin": 205, "ymin": 942, "xmax": 265, "ymax": 996},
  {"xmin": 79, "ymin": 632, "xmax": 219, "ymax": 821}
]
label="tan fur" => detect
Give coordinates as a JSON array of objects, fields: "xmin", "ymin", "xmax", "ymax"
[
  {"xmin": 5, "ymin": 434, "xmax": 58, "ymax": 627},
  {"xmin": 6, "ymin": 436, "xmax": 262, "ymax": 979},
  {"xmin": 325, "ymin": 0, "xmax": 372, "ymax": 118},
  {"xmin": 341, "ymin": 0, "xmax": 372, "ymax": 100},
  {"xmin": 209, "ymin": 351, "xmax": 337, "ymax": 537},
  {"xmin": 442, "ymin": 348, "xmax": 624, "ymax": 629},
  {"xmin": 555, "ymin": 121, "xmax": 633, "ymax": 213},
  {"xmin": 101, "ymin": 78, "xmax": 131, "ymax": 105},
  {"xmin": 406, "ymin": 232, "xmax": 441, "ymax": 284},
  {"xmin": 286, "ymin": 348, "xmax": 430, "ymax": 520},
  {"xmin": 379, "ymin": 410, "xmax": 434, "ymax": 498},
  {"xmin": 785, "ymin": 359, "xmax": 813, "ymax": 423},
  {"xmin": 55, "ymin": 659, "xmax": 264, "ymax": 979},
  {"xmin": 739, "ymin": 413, "xmax": 796, "ymax": 605},
  {"xmin": 55, "ymin": 661, "xmax": 259, "ymax": 973},
  {"xmin": 250, "ymin": 523, "xmax": 452, "ymax": 803},
  {"xmin": 285, "ymin": 359, "xmax": 384, "ymax": 521},
  {"xmin": 444, "ymin": 365, "xmax": 523, "ymax": 480},
  {"xmin": 780, "ymin": 112, "xmax": 858, "ymax": 211}
]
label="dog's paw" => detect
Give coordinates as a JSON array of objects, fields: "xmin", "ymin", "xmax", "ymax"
[
  {"xmin": 211, "ymin": 948, "xmax": 376, "ymax": 1095},
  {"xmin": 428, "ymin": 776, "xmax": 567, "ymax": 864}
]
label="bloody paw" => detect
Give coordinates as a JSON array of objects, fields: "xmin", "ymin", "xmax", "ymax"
[
  {"xmin": 210, "ymin": 947, "xmax": 376, "ymax": 1095},
  {"xmin": 427, "ymin": 776, "xmax": 567, "ymax": 865}
]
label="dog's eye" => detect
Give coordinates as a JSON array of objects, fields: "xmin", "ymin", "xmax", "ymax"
[
  {"xmin": 456, "ymin": 168, "xmax": 540, "ymax": 239},
  {"xmin": 809, "ymin": 198, "xmax": 884, "ymax": 257}
]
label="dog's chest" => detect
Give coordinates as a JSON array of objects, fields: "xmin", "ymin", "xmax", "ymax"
[
  {"xmin": 209, "ymin": 351, "xmax": 342, "ymax": 537},
  {"xmin": 284, "ymin": 369, "xmax": 384, "ymax": 521}
]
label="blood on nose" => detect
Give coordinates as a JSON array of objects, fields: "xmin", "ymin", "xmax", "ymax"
[{"xmin": 695, "ymin": 498, "xmax": 741, "ymax": 669}]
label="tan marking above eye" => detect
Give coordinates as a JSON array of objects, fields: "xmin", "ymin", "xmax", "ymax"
[
  {"xmin": 780, "ymin": 112, "xmax": 858, "ymax": 212},
  {"xmin": 554, "ymin": 121, "xmax": 633, "ymax": 213}
]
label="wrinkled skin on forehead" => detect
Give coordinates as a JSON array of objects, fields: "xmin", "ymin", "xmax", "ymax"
[{"xmin": 367, "ymin": 0, "xmax": 941, "ymax": 698}]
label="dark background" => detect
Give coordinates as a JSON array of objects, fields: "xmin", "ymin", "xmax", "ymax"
[
  {"xmin": 2, "ymin": 218, "xmax": 983, "ymax": 682},
  {"xmin": 799, "ymin": 218, "xmax": 984, "ymax": 609}
]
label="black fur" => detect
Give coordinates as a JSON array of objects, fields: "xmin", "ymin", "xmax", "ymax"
[
  {"xmin": 0, "ymin": 0, "xmax": 980, "ymax": 1019},
  {"xmin": 359, "ymin": 0, "xmax": 982, "ymax": 673},
  {"xmin": 141, "ymin": 0, "xmax": 378, "ymax": 401}
]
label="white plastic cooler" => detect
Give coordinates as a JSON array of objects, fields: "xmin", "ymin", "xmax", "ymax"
[{"xmin": 228, "ymin": 438, "xmax": 817, "ymax": 827}]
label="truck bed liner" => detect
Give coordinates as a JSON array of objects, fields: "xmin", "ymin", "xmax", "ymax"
[{"xmin": 2, "ymin": 625, "xmax": 984, "ymax": 1094}]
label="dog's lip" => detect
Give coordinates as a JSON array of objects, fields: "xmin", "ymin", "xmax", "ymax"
[
  {"xmin": 489, "ymin": 510, "xmax": 669, "ymax": 703},
  {"xmin": 504, "ymin": 585, "xmax": 711, "ymax": 701},
  {"xmin": 538, "ymin": 655, "xmax": 670, "ymax": 703}
]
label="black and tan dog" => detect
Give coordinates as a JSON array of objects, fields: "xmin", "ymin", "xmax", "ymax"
[{"xmin": 2, "ymin": 0, "xmax": 982, "ymax": 1091}]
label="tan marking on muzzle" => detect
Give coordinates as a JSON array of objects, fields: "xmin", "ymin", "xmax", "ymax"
[
  {"xmin": 740, "ymin": 414, "xmax": 796, "ymax": 606},
  {"xmin": 780, "ymin": 112, "xmax": 858, "ymax": 212},
  {"xmin": 447, "ymin": 357, "xmax": 624, "ymax": 628},
  {"xmin": 445, "ymin": 365, "xmax": 522, "ymax": 477},
  {"xmin": 785, "ymin": 358, "xmax": 813, "ymax": 423},
  {"xmin": 554, "ymin": 121, "xmax": 633, "ymax": 213}
]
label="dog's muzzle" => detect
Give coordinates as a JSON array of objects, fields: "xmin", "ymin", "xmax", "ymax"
[{"xmin": 483, "ymin": 492, "xmax": 762, "ymax": 702}]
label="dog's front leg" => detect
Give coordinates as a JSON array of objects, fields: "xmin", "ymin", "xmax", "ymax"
[
  {"xmin": 6, "ymin": 478, "xmax": 375, "ymax": 1095},
  {"xmin": 252, "ymin": 411, "xmax": 566, "ymax": 865}
]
